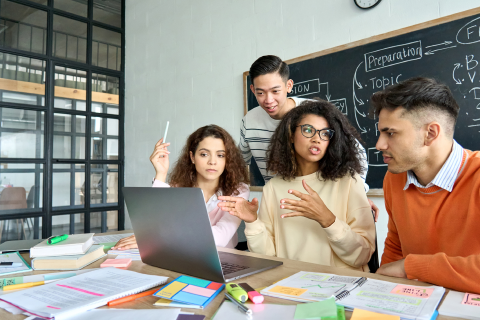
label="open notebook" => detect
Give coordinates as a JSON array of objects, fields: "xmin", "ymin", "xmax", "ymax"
[{"xmin": 0, "ymin": 268, "xmax": 168, "ymax": 320}]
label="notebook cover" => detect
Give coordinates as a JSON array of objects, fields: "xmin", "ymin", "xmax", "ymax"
[
  {"xmin": 153, "ymin": 275, "xmax": 225, "ymax": 308},
  {"xmin": 32, "ymin": 245, "xmax": 106, "ymax": 270}
]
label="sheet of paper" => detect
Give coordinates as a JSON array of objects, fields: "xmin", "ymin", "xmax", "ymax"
[
  {"xmin": 294, "ymin": 297, "xmax": 337, "ymax": 319},
  {"xmin": 261, "ymin": 271, "xmax": 360, "ymax": 302},
  {"xmin": 93, "ymin": 233, "xmax": 133, "ymax": 244},
  {"xmin": 63, "ymin": 308, "xmax": 181, "ymax": 320},
  {"xmin": 0, "ymin": 268, "xmax": 168, "ymax": 320},
  {"xmin": 108, "ymin": 249, "xmax": 140, "ymax": 255},
  {"xmin": 438, "ymin": 290, "xmax": 480, "ymax": 319},
  {"xmin": 339, "ymin": 279, "xmax": 445, "ymax": 320},
  {"xmin": 351, "ymin": 308, "xmax": 400, "ymax": 320}
]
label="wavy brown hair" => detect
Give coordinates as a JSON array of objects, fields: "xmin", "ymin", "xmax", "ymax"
[
  {"xmin": 267, "ymin": 99, "xmax": 364, "ymax": 181},
  {"xmin": 169, "ymin": 125, "xmax": 249, "ymax": 196}
]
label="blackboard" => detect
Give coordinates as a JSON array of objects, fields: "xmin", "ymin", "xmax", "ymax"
[{"xmin": 244, "ymin": 8, "xmax": 480, "ymax": 190}]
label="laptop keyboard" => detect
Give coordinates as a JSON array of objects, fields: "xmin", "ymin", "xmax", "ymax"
[{"xmin": 221, "ymin": 262, "xmax": 249, "ymax": 275}]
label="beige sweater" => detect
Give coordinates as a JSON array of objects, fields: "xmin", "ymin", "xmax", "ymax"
[{"xmin": 245, "ymin": 172, "xmax": 375, "ymax": 272}]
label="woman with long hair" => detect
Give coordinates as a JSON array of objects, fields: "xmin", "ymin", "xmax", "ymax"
[
  {"xmin": 219, "ymin": 99, "xmax": 375, "ymax": 271},
  {"xmin": 114, "ymin": 125, "xmax": 250, "ymax": 249}
]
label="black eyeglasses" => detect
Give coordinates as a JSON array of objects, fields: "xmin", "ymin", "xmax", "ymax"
[{"xmin": 297, "ymin": 124, "xmax": 335, "ymax": 141}]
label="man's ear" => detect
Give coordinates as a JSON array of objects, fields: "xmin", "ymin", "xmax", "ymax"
[
  {"xmin": 286, "ymin": 79, "xmax": 294, "ymax": 93},
  {"xmin": 424, "ymin": 122, "xmax": 441, "ymax": 146},
  {"xmin": 250, "ymin": 84, "xmax": 255, "ymax": 95}
]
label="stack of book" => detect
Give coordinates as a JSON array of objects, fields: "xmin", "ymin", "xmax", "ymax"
[{"xmin": 30, "ymin": 233, "xmax": 106, "ymax": 270}]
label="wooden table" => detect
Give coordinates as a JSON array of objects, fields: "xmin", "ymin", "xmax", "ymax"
[{"xmin": 0, "ymin": 231, "xmax": 460, "ymax": 319}]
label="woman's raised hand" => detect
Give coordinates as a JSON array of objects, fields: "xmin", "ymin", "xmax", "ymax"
[
  {"xmin": 149, "ymin": 138, "xmax": 170, "ymax": 182},
  {"xmin": 217, "ymin": 196, "xmax": 259, "ymax": 223},
  {"xmin": 111, "ymin": 235, "xmax": 138, "ymax": 250}
]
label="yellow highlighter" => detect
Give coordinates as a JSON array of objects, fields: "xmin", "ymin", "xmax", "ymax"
[{"xmin": 3, "ymin": 280, "xmax": 56, "ymax": 291}]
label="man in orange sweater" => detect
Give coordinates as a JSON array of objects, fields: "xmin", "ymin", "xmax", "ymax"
[{"xmin": 372, "ymin": 77, "xmax": 480, "ymax": 294}]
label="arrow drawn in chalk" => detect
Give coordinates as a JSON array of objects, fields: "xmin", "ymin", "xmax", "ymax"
[
  {"xmin": 353, "ymin": 61, "xmax": 367, "ymax": 134},
  {"xmin": 453, "ymin": 63, "xmax": 462, "ymax": 84},
  {"xmin": 425, "ymin": 41, "xmax": 452, "ymax": 48},
  {"xmin": 425, "ymin": 46, "xmax": 457, "ymax": 55}
]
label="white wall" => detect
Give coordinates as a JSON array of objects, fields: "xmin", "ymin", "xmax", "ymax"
[{"xmin": 124, "ymin": 0, "xmax": 480, "ymax": 258}]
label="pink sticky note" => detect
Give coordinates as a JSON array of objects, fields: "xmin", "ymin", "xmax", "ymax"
[
  {"xmin": 390, "ymin": 285, "xmax": 433, "ymax": 298},
  {"xmin": 182, "ymin": 285, "xmax": 216, "ymax": 297},
  {"xmin": 462, "ymin": 293, "xmax": 480, "ymax": 306},
  {"xmin": 100, "ymin": 258, "xmax": 132, "ymax": 268}
]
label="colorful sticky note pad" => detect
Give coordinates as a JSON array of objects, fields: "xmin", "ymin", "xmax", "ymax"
[
  {"xmin": 294, "ymin": 297, "xmax": 337, "ymax": 319},
  {"xmin": 183, "ymin": 285, "xmax": 215, "ymax": 298},
  {"xmin": 156, "ymin": 281, "xmax": 188, "ymax": 299},
  {"xmin": 390, "ymin": 284, "xmax": 433, "ymax": 298},
  {"xmin": 269, "ymin": 285, "xmax": 308, "ymax": 297},
  {"xmin": 351, "ymin": 308, "xmax": 400, "ymax": 320}
]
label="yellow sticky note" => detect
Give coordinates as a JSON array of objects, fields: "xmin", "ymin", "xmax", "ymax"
[
  {"xmin": 351, "ymin": 308, "xmax": 400, "ymax": 320},
  {"xmin": 268, "ymin": 285, "xmax": 308, "ymax": 296},
  {"xmin": 155, "ymin": 281, "xmax": 187, "ymax": 299}
]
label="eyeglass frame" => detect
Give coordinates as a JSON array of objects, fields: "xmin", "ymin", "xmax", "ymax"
[{"xmin": 296, "ymin": 124, "xmax": 335, "ymax": 141}]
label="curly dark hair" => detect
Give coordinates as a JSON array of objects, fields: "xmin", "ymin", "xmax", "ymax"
[
  {"xmin": 169, "ymin": 125, "xmax": 249, "ymax": 196},
  {"xmin": 267, "ymin": 99, "xmax": 364, "ymax": 181}
]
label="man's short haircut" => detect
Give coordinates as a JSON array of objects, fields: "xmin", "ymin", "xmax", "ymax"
[
  {"xmin": 370, "ymin": 77, "xmax": 459, "ymax": 136},
  {"xmin": 249, "ymin": 55, "xmax": 289, "ymax": 84}
]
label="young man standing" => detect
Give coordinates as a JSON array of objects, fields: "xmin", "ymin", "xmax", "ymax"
[
  {"xmin": 239, "ymin": 55, "xmax": 378, "ymax": 217},
  {"xmin": 373, "ymin": 77, "xmax": 480, "ymax": 293}
]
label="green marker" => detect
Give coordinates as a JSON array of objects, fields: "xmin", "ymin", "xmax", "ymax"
[
  {"xmin": 47, "ymin": 234, "xmax": 69, "ymax": 245},
  {"xmin": 226, "ymin": 283, "xmax": 248, "ymax": 303}
]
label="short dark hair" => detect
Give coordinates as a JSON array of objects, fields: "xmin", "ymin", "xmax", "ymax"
[
  {"xmin": 267, "ymin": 99, "xmax": 364, "ymax": 181},
  {"xmin": 370, "ymin": 77, "xmax": 459, "ymax": 133},
  {"xmin": 249, "ymin": 55, "xmax": 289, "ymax": 84}
]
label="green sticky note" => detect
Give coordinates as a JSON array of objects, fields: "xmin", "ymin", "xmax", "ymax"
[
  {"xmin": 294, "ymin": 297, "xmax": 337, "ymax": 319},
  {"xmin": 322, "ymin": 305, "xmax": 345, "ymax": 320}
]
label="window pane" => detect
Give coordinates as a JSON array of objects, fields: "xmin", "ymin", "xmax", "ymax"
[
  {"xmin": 92, "ymin": 27, "xmax": 121, "ymax": 71},
  {"xmin": 91, "ymin": 117, "xmax": 118, "ymax": 160},
  {"xmin": 52, "ymin": 164, "xmax": 85, "ymax": 209},
  {"xmin": 0, "ymin": 53, "xmax": 45, "ymax": 106},
  {"xmin": 0, "ymin": 163, "xmax": 43, "ymax": 213},
  {"xmin": 0, "ymin": 108, "xmax": 44, "ymax": 158},
  {"xmin": 52, "ymin": 213, "xmax": 84, "ymax": 235},
  {"xmin": 0, "ymin": 216, "xmax": 42, "ymax": 242},
  {"xmin": 0, "ymin": 0, "xmax": 47, "ymax": 54},
  {"xmin": 54, "ymin": 66, "xmax": 87, "ymax": 111},
  {"xmin": 53, "ymin": 114, "xmax": 85, "ymax": 159},
  {"xmin": 92, "ymin": 73, "xmax": 119, "ymax": 115},
  {"xmin": 53, "ymin": 15, "xmax": 87, "ymax": 63},
  {"xmin": 54, "ymin": 0, "xmax": 87, "ymax": 17},
  {"xmin": 93, "ymin": 0, "xmax": 121, "ymax": 28},
  {"xmin": 91, "ymin": 164, "xmax": 117, "ymax": 206},
  {"xmin": 91, "ymin": 210, "xmax": 118, "ymax": 233}
]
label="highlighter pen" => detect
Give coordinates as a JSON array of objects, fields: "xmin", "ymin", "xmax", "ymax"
[
  {"xmin": 226, "ymin": 283, "xmax": 248, "ymax": 303},
  {"xmin": 239, "ymin": 283, "xmax": 264, "ymax": 304},
  {"xmin": 108, "ymin": 288, "xmax": 158, "ymax": 306},
  {"xmin": 47, "ymin": 234, "xmax": 68, "ymax": 245}
]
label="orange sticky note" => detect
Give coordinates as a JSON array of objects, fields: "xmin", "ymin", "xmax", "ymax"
[
  {"xmin": 351, "ymin": 308, "xmax": 400, "ymax": 320},
  {"xmin": 462, "ymin": 293, "xmax": 480, "ymax": 306},
  {"xmin": 268, "ymin": 285, "xmax": 308, "ymax": 296},
  {"xmin": 390, "ymin": 284, "xmax": 433, "ymax": 298}
]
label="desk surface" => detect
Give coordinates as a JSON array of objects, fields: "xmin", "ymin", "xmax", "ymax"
[{"xmin": 0, "ymin": 231, "xmax": 460, "ymax": 320}]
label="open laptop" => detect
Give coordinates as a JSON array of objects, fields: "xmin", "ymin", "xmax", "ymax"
[{"xmin": 123, "ymin": 187, "xmax": 283, "ymax": 283}]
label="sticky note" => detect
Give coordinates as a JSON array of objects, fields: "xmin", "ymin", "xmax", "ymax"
[
  {"xmin": 206, "ymin": 282, "xmax": 223, "ymax": 290},
  {"xmin": 173, "ymin": 291, "xmax": 209, "ymax": 305},
  {"xmin": 155, "ymin": 281, "xmax": 188, "ymax": 299},
  {"xmin": 182, "ymin": 285, "xmax": 215, "ymax": 298},
  {"xmin": 269, "ymin": 285, "xmax": 308, "ymax": 296},
  {"xmin": 294, "ymin": 297, "xmax": 337, "ymax": 319},
  {"xmin": 390, "ymin": 284, "xmax": 433, "ymax": 298},
  {"xmin": 322, "ymin": 305, "xmax": 346, "ymax": 320},
  {"xmin": 462, "ymin": 293, "xmax": 480, "ymax": 306},
  {"xmin": 176, "ymin": 275, "xmax": 211, "ymax": 288},
  {"xmin": 100, "ymin": 258, "xmax": 132, "ymax": 268},
  {"xmin": 351, "ymin": 308, "xmax": 400, "ymax": 320}
]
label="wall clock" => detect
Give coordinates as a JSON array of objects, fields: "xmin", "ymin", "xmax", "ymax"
[{"xmin": 354, "ymin": 0, "xmax": 382, "ymax": 9}]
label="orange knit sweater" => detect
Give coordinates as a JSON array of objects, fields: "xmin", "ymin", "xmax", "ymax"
[{"xmin": 381, "ymin": 149, "xmax": 480, "ymax": 293}]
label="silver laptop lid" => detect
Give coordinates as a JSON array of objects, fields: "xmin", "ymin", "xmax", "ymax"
[{"xmin": 123, "ymin": 187, "xmax": 225, "ymax": 283}]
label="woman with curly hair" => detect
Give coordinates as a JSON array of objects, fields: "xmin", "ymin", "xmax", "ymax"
[
  {"xmin": 113, "ymin": 125, "xmax": 250, "ymax": 249},
  {"xmin": 219, "ymin": 100, "xmax": 375, "ymax": 271}
]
